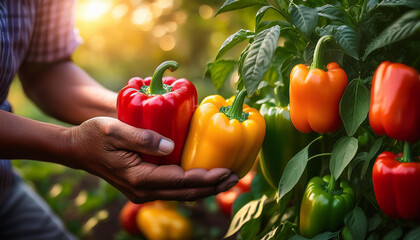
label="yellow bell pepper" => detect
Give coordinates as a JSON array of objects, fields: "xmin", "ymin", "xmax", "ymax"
[
  {"xmin": 136, "ymin": 204, "xmax": 192, "ymax": 240},
  {"xmin": 181, "ymin": 90, "xmax": 266, "ymax": 178}
]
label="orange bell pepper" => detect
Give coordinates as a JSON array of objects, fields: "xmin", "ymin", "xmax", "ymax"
[{"xmin": 289, "ymin": 35, "xmax": 348, "ymax": 133}]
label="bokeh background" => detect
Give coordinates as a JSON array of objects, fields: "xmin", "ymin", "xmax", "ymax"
[{"xmin": 7, "ymin": 0, "xmax": 256, "ymax": 239}]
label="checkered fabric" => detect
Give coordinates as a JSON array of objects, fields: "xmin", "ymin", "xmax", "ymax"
[
  {"xmin": 0, "ymin": 0, "xmax": 81, "ymax": 193},
  {"xmin": 0, "ymin": 0, "xmax": 81, "ymax": 104}
]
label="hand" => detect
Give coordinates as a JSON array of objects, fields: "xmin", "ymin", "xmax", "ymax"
[{"xmin": 66, "ymin": 117, "xmax": 239, "ymax": 203}]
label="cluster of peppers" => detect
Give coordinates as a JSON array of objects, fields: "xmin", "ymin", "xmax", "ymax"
[
  {"xmin": 284, "ymin": 35, "xmax": 420, "ymax": 238},
  {"xmin": 119, "ymin": 200, "xmax": 192, "ymax": 240},
  {"xmin": 370, "ymin": 62, "xmax": 420, "ymax": 221},
  {"xmin": 117, "ymin": 38, "xmax": 420, "ymax": 238},
  {"xmin": 117, "ymin": 61, "xmax": 265, "ymax": 177}
]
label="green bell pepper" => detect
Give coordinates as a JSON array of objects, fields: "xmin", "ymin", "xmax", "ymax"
[
  {"xmin": 258, "ymin": 103, "xmax": 313, "ymax": 189},
  {"xmin": 299, "ymin": 175, "xmax": 355, "ymax": 238}
]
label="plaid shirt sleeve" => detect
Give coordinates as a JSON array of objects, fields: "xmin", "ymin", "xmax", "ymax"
[{"xmin": 25, "ymin": 0, "xmax": 82, "ymax": 63}]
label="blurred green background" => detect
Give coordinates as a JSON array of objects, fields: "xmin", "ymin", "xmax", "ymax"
[{"xmin": 7, "ymin": 0, "xmax": 255, "ymax": 239}]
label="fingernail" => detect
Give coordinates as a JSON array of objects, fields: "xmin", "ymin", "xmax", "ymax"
[
  {"xmin": 224, "ymin": 181, "xmax": 238, "ymax": 191},
  {"xmin": 159, "ymin": 139, "xmax": 174, "ymax": 153}
]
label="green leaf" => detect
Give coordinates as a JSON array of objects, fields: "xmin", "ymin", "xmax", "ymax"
[
  {"xmin": 216, "ymin": 29, "xmax": 254, "ymax": 60},
  {"xmin": 289, "ymin": 232, "xmax": 336, "ymax": 240},
  {"xmin": 404, "ymin": 227, "xmax": 420, "ymax": 240},
  {"xmin": 316, "ymin": 4, "xmax": 347, "ymax": 23},
  {"xmin": 256, "ymin": 20, "xmax": 291, "ymax": 33},
  {"xmin": 224, "ymin": 195, "xmax": 268, "ymax": 238},
  {"xmin": 363, "ymin": 10, "xmax": 420, "ymax": 60},
  {"xmin": 384, "ymin": 227, "xmax": 403, "ymax": 240},
  {"xmin": 368, "ymin": 214, "xmax": 382, "ymax": 232},
  {"xmin": 345, "ymin": 207, "xmax": 368, "ymax": 240},
  {"xmin": 339, "ymin": 79, "xmax": 370, "ymax": 136},
  {"xmin": 205, "ymin": 60, "xmax": 237, "ymax": 89},
  {"xmin": 316, "ymin": 25, "xmax": 359, "ymax": 59},
  {"xmin": 290, "ymin": 5, "xmax": 318, "ymax": 39},
  {"xmin": 379, "ymin": 0, "xmax": 420, "ymax": 8},
  {"xmin": 243, "ymin": 25, "xmax": 281, "ymax": 95},
  {"xmin": 278, "ymin": 137, "xmax": 321, "ymax": 199},
  {"xmin": 233, "ymin": 192, "xmax": 255, "ymax": 215},
  {"xmin": 256, "ymin": 6, "xmax": 273, "ymax": 28},
  {"xmin": 216, "ymin": 0, "xmax": 268, "ymax": 15},
  {"xmin": 330, "ymin": 136, "xmax": 358, "ymax": 180},
  {"xmin": 361, "ymin": 138, "xmax": 382, "ymax": 179}
]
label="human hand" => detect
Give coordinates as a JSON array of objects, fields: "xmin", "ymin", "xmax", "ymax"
[{"xmin": 66, "ymin": 117, "xmax": 238, "ymax": 203}]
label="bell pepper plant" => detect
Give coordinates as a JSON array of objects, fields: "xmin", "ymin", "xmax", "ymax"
[
  {"xmin": 117, "ymin": 60, "xmax": 197, "ymax": 165},
  {"xmin": 289, "ymin": 35, "xmax": 348, "ymax": 134},
  {"xmin": 181, "ymin": 90, "xmax": 265, "ymax": 178}
]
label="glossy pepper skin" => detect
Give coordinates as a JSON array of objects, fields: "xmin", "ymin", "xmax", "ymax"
[
  {"xmin": 369, "ymin": 61, "xmax": 420, "ymax": 142},
  {"xmin": 299, "ymin": 175, "xmax": 355, "ymax": 238},
  {"xmin": 259, "ymin": 103, "xmax": 313, "ymax": 189},
  {"xmin": 181, "ymin": 90, "xmax": 265, "ymax": 178},
  {"xmin": 136, "ymin": 203, "xmax": 192, "ymax": 240},
  {"xmin": 289, "ymin": 35, "xmax": 348, "ymax": 133},
  {"xmin": 117, "ymin": 61, "xmax": 197, "ymax": 165},
  {"xmin": 372, "ymin": 151, "xmax": 420, "ymax": 220}
]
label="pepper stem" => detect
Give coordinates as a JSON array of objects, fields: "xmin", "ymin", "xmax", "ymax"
[
  {"xmin": 222, "ymin": 90, "xmax": 248, "ymax": 122},
  {"xmin": 149, "ymin": 60, "xmax": 179, "ymax": 95},
  {"xmin": 327, "ymin": 175, "xmax": 340, "ymax": 193},
  {"xmin": 400, "ymin": 141, "xmax": 413, "ymax": 163},
  {"xmin": 310, "ymin": 35, "xmax": 334, "ymax": 70}
]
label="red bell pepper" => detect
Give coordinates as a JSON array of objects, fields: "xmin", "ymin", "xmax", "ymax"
[
  {"xmin": 117, "ymin": 61, "xmax": 197, "ymax": 165},
  {"xmin": 369, "ymin": 61, "xmax": 420, "ymax": 142},
  {"xmin": 372, "ymin": 143, "xmax": 420, "ymax": 221}
]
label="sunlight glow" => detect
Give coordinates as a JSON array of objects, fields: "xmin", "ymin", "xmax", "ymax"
[
  {"xmin": 199, "ymin": 5, "xmax": 214, "ymax": 20},
  {"xmin": 49, "ymin": 184, "xmax": 62, "ymax": 198},
  {"xmin": 159, "ymin": 35, "xmax": 176, "ymax": 51},
  {"xmin": 132, "ymin": 5, "xmax": 153, "ymax": 25},
  {"xmin": 79, "ymin": 0, "xmax": 112, "ymax": 21},
  {"xmin": 75, "ymin": 191, "xmax": 87, "ymax": 206},
  {"xmin": 111, "ymin": 4, "xmax": 128, "ymax": 19}
]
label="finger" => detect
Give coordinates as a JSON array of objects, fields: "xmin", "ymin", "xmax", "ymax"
[
  {"xmin": 112, "ymin": 121, "xmax": 174, "ymax": 156},
  {"xmin": 216, "ymin": 174, "xmax": 239, "ymax": 193},
  {"xmin": 139, "ymin": 186, "xmax": 220, "ymax": 202},
  {"xmin": 126, "ymin": 164, "xmax": 235, "ymax": 189}
]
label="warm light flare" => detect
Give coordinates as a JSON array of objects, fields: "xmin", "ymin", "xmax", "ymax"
[{"xmin": 78, "ymin": 0, "xmax": 112, "ymax": 21}]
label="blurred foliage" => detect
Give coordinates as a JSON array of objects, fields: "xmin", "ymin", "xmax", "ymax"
[{"xmin": 7, "ymin": 0, "xmax": 254, "ymax": 239}]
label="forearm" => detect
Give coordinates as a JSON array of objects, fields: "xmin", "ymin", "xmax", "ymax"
[
  {"xmin": 0, "ymin": 110, "xmax": 71, "ymax": 165},
  {"xmin": 19, "ymin": 60, "xmax": 117, "ymax": 125}
]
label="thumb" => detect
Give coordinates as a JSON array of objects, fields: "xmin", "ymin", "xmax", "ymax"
[{"xmin": 113, "ymin": 121, "xmax": 174, "ymax": 156}]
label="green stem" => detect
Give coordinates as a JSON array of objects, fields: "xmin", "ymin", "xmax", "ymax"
[
  {"xmin": 307, "ymin": 153, "xmax": 332, "ymax": 162},
  {"xmin": 226, "ymin": 90, "xmax": 247, "ymax": 120},
  {"xmin": 327, "ymin": 175, "xmax": 340, "ymax": 193},
  {"xmin": 310, "ymin": 35, "xmax": 334, "ymax": 70},
  {"xmin": 149, "ymin": 60, "xmax": 179, "ymax": 95},
  {"xmin": 401, "ymin": 141, "xmax": 413, "ymax": 163}
]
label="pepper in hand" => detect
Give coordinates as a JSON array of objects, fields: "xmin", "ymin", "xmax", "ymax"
[
  {"xmin": 299, "ymin": 175, "xmax": 355, "ymax": 238},
  {"xmin": 117, "ymin": 61, "xmax": 197, "ymax": 165},
  {"xmin": 181, "ymin": 90, "xmax": 265, "ymax": 178},
  {"xmin": 289, "ymin": 35, "xmax": 347, "ymax": 133},
  {"xmin": 369, "ymin": 61, "xmax": 420, "ymax": 142}
]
